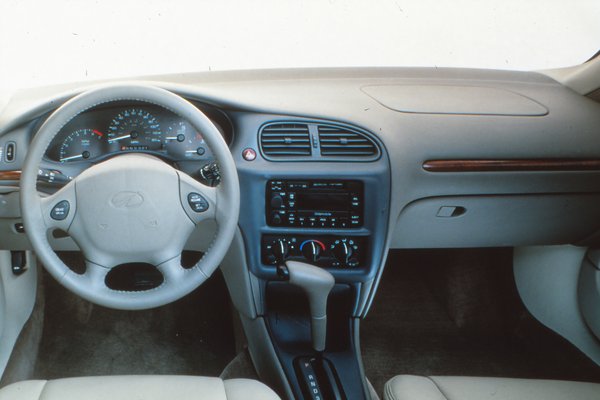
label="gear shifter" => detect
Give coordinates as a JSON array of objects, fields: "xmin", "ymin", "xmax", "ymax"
[{"xmin": 283, "ymin": 260, "xmax": 335, "ymax": 352}]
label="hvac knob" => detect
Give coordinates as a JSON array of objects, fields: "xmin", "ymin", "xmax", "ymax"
[
  {"xmin": 301, "ymin": 240, "xmax": 324, "ymax": 263},
  {"xmin": 271, "ymin": 239, "xmax": 289, "ymax": 264},
  {"xmin": 332, "ymin": 241, "xmax": 353, "ymax": 267}
]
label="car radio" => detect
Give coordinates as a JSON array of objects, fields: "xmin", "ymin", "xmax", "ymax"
[{"xmin": 266, "ymin": 179, "xmax": 363, "ymax": 228}]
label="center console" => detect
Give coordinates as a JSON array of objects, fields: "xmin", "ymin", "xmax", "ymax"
[
  {"xmin": 232, "ymin": 118, "xmax": 390, "ymax": 400},
  {"xmin": 247, "ymin": 174, "xmax": 385, "ymax": 399}
]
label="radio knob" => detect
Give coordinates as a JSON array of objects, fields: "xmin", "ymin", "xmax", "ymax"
[
  {"xmin": 270, "ymin": 195, "xmax": 284, "ymax": 208},
  {"xmin": 271, "ymin": 213, "xmax": 282, "ymax": 225},
  {"xmin": 332, "ymin": 241, "xmax": 353, "ymax": 267},
  {"xmin": 271, "ymin": 239, "xmax": 289, "ymax": 264},
  {"xmin": 301, "ymin": 240, "xmax": 323, "ymax": 263}
]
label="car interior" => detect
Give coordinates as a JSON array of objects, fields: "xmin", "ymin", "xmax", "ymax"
[{"xmin": 1, "ymin": 39, "xmax": 600, "ymax": 400}]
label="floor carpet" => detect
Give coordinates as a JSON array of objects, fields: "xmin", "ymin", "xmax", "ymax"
[
  {"xmin": 34, "ymin": 268, "xmax": 235, "ymax": 379},
  {"xmin": 361, "ymin": 249, "xmax": 600, "ymax": 395}
]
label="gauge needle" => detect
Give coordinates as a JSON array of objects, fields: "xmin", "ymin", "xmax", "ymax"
[
  {"xmin": 92, "ymin": 130, "xmax": 104, "ymax": 137},
  {"xmin": 108, "ymin": 134, "xmax": 131, "ymax": 143},
  {"xmin": 60, "ymin": 154, "xmax": 84, "ymax": 162}
]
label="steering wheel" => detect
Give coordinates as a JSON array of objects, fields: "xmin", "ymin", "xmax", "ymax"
[{"xmin": 20, "ymin": 84, "xmax": 240, "ymax": 310}]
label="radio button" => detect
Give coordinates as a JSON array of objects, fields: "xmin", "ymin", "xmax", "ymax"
[
  {"xmin": 270, "ymin": 181, "xmax": 283, "ymax": 191},
  {"xmin": 287, "ymin": 182, "xmax": 309, "ymax": 189}
]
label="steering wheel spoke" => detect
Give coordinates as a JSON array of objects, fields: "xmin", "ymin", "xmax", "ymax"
[
  {"xmin": 39, "ymin": 181, "xmax": 77, "ymax": 231},
  {"xmin": 157, "ymin": 256, "xmax": 188, "ymax": 285},
  {"xmin": 83, "ymin": 260, "xmax": 110, "ymax": 290}
]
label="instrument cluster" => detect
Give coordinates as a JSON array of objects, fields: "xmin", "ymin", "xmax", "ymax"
[{"xmin": 44, "ymin": 102, "xmax": 232, "ymax": 164}]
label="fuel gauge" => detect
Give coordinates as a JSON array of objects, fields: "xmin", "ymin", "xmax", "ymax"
[{"xmin": 164, "ymin": 121, "xmax": 208, "ymax": 159}]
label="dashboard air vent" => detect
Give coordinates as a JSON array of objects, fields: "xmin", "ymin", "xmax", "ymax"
[
  {"xmin": 318, "ymin": 125, "xmax": 378, "ymax": 157},
  {"xmin": 260, "ymin": 123, "xmax": 311, "ymax": 157}
]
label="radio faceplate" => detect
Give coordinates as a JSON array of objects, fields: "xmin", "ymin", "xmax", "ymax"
[{"xmin": 266, "ymin": 180, "xmax": 363, "ymax": 228}]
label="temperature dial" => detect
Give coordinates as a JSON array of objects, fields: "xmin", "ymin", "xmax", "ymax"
[{"xmin": 300, "ymin": 240, "xmax": 326, "ymax": 263}]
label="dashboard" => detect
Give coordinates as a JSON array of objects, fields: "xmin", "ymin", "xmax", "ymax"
[
  {"xmin": 1, "ymin": 67, "xmax": 599, "ymax": 400},
  {"xmin": 1, "ymin": 67, "xmax": 600, "ymax": 316}
]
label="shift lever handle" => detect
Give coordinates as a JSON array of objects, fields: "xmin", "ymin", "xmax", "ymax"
[{"xmin": 285, "ymin": 261, "xmax": 335, "ymax": 352}]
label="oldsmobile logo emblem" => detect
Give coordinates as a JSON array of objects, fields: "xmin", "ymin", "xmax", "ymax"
[{"xmin": 110, "ymin": 191, "xmax": 144, "ymax": 208}]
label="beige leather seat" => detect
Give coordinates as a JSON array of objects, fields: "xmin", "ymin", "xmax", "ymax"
[
  {"xmin": 384, "ymin": 375, "xmax": 600, "ymax": 400},
  {"xmin": 0, "ymin": 375, "xmax": 280, "ymax": 400}
]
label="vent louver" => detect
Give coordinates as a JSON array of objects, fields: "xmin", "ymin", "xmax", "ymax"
[
  {"xmin": 318, "ymin": 125, "xmax": 378, "ymax": 157},
  {"xmin": 260, "ymin": 123, "xmax": 311, "ymax": 157}
]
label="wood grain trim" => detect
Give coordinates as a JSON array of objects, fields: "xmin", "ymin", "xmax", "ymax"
[
  {"xmin": 423, "ymin": 159, "xmax": 600, "ymax": 173},
  {"xmin": 0, "ymin": 170, "xmax": 21, "ymax": 181}
]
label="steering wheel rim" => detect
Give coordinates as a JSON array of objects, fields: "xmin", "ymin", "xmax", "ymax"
[{"xmin": 20, "ymin": 83, "xmax": 240, "ymax": 310}]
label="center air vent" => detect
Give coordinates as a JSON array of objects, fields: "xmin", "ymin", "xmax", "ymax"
[
  {"xmin": 260, "ymin": 123, "xmax": 311, "ymax": 157},
  {"xmin": 318, "ymin": 125, "xmax": 378, "ymax": 157}
]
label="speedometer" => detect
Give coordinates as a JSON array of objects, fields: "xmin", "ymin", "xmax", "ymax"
[{"xmin": 107, "ymin": 109, "xmax": 162, "ymax": 151}]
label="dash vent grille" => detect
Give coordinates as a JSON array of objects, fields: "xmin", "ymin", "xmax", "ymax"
[
  {"xmin": 259, "ymin": 123, "xmax": 311, "ymax": 157},
  {"xmin": 317, "ymin": 125, "xmax": 378, "ymax": 157}
]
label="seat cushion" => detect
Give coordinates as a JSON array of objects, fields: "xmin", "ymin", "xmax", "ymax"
[
  {"xmin": 0, "ymin": 375, "xmax": 280, "ymax": 400},
  {"xmin": 384, "ymin": 375, "xmax": 600, "ymax": 400}
]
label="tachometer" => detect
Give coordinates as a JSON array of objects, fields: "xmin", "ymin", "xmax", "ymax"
[
  {"xmin": 107, "ymin": 109, "xmax": 162, "ymax": 151},
  {"xmin": 59, "ymin": 128, "xmax": 104, "ymax": 162}
]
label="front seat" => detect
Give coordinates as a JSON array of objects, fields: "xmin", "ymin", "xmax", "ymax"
[
  {"xmin": 384, "ymin": 375, "xmax": 600, "ymax": 400},
  {"xmin": 0, "ymin": 375, "xmax": 280, "ymax": 400}
]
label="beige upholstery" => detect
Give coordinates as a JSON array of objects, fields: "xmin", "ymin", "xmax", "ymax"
[
  {"xmin": 384, "ymin": 375, "xmax": 600, "ymax": 400},
  {"xmin": 0, "ymin": 375, "xmax": 280, "ymax": 400}
]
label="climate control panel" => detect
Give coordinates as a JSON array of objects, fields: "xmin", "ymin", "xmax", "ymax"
[{"xmin": 261, "ymin": 234, "xmax": 367, "ymax": 269}]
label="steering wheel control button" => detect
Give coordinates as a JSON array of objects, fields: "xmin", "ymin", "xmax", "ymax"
[
  {"xmin": 187, "ymin": 192, "xmax": 209, "ymax": 213},
  {"xmin": 242, "ymin": 148, "xmax": 256, "ymax": 161},
  {"xmin": 50, "ymin": 200, "xmax": 70, "ymax": 220}
]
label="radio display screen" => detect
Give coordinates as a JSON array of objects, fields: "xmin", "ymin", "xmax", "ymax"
[{"xmin": 296, "ymin": 193, "xmax": 350, "ymax": 211}]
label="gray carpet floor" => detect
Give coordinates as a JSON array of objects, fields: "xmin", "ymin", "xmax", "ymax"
[
  {"xmin": 361, "ymin": 249, "xmax": 600, "ymax": 394},
  {"xmin": 34, "ymin": 269, "xmax": 235, "ymax": 379}
]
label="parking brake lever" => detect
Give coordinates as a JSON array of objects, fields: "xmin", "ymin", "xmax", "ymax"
[{"xmin": 278, "ymin": 261, "xmax": 335, "ymax": 352}]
